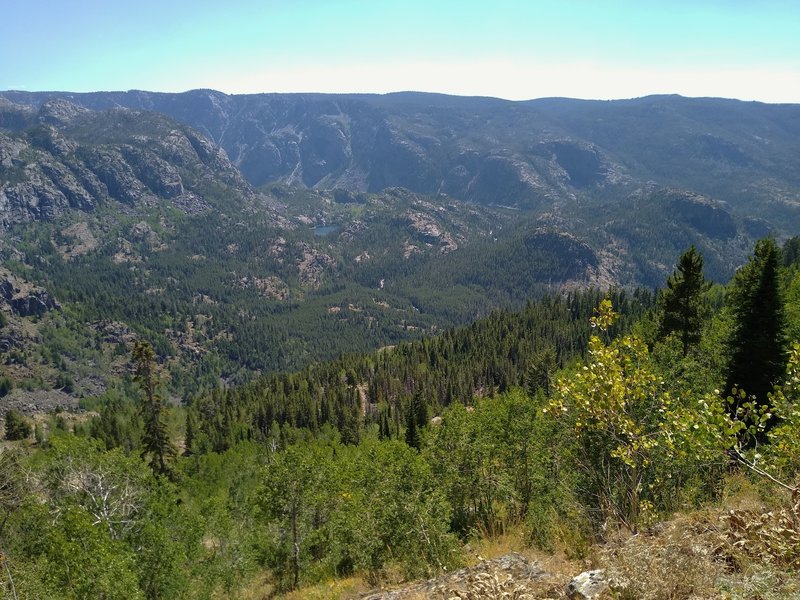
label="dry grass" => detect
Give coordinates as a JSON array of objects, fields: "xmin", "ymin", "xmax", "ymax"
[
  {"xmin": 212, "ymin": 572, "xmax": 370, "ymax": 600},
  {"xmin": 278, "ymin": 576, "xmax": 371, "ymax": 600},
  {"xmin": 597, "ymin": 474, "xmax": 800, "ymax": 600},
  {"xmin": 598, "ymin": 511, "xmax": 727, "ymax": 599},
  {"xmin": 717, "ymin": 564, "xmax": 800, "ymax": 600},
  {"xmin": 210, "ymin": 573, "xmax": 272, "ymax": 600}
]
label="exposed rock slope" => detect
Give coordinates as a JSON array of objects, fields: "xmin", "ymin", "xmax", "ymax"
[{"xmin": 0, "ymin": 98, "xmax": 262, "ymax": 226}]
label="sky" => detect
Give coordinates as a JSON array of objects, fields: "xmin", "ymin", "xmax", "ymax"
[{"xmin": 2, "ymin": 0, "xmax": 799, "ymax": 102}]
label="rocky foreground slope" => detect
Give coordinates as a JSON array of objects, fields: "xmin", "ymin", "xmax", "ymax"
[{"xmin": 358, "ymin": 501, "xmax": 800, "ymax": 600}]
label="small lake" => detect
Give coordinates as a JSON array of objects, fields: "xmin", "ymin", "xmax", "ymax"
[{"xmin": 312, "ymin": 225, "xmax": 340, "ymax": 236}]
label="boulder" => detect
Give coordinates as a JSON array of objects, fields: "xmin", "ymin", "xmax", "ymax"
[{"xmin": 567, "ymin": 569, "xmax": 610, "ymax": 599}]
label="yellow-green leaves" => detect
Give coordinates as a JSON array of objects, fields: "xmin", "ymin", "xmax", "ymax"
[
  {"xmin": 590, "ymin": 298, "xmax": 619, "ymax": 331},
  {"xmin": 549, "ymin": 299, "xmax": 737, "ymax": 531},
  {"xmin": 759, "ymin": 342, "xmax": 800, "ymax": 483}
]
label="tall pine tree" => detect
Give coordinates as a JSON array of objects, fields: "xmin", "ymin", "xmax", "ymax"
[
  {"xmin": 725, "ymin": 239, "xmax": 787, "ymax": 419},
  {"xmin": 132, "ymin": 341, "xmax": 175, "ymax": 476},
  {"xmin": 658, "ymin": 246, "xmax": 710, "ymax": 357}
]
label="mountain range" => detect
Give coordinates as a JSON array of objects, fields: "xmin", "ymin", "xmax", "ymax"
[{"xmin": 3, "ymin": 89, "xmax": 799, "ymax": 222}]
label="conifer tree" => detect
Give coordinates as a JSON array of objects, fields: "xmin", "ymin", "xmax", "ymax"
[
  {"xmin": 782, "ymin": 236, "xmax": 800, "ymax": 267},
  {"xmin": 658, "ymin": 245, "xmax": 710, "ymax": 356},
  {"xmin": 132, "ymin": 341, "xmax": 174, "ymax": 476},
  {"xmin": 526, "ymin": 346, "xmax": 557, "ymax": 396},
  {"xmin": 404, "ymin": 392, "xmax": 427, "ymax": 450},
  {"xmin": 4, "ymin": 410, "xmax": 32, "ymax": 441},
  {"xmin": 725, "ymin": 238, "xmax": 787, "ymax": 419},
  {"xmin": 404, "ymin": 409, "xmax": 419, "ymax": 450}
]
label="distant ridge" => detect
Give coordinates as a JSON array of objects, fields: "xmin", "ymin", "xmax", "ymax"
[{"xmin": 2, "ymin": 90, "xmax": 798, "ymax": 230}]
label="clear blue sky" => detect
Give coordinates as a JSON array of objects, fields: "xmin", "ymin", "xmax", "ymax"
[{"xmin": 2, "ymin": 0, "xmax": 799, "ymax": 102}]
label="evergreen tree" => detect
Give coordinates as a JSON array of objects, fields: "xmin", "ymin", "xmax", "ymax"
[
  {"xmin": 404, "ymin": 392, "xmax": 427, "ymax": 450},
  {"xmin": 4, "ymin": 410, "xmax": 32, "ymax": 441},
  {"xmin": 782, "ymin": 236, "xmax": 800, "ymax": 267},
  {"xmin": 404, "ymin": 408, "xmax": 419, "ymax": 450},
  {"xmin": 0, "ymin": 376, "xmax": 13, "ymax": 398},
  {"xmin": 132, "ymin": 341, "xmax": 174, "ymax": 476},
  {"xmin": 184, "ymin": 410, "xmax": 195, "ymax": 456},
  {"xmin": 526, "ymin": 346, "xmax": 557, "ymax": 396},
  {"xmin": 725, "ymin": 239, "xmax": 787, "ymax": 420},
  {"xmin": 658, "ymin": 246, "xmax": 710, "ymax": 356}
]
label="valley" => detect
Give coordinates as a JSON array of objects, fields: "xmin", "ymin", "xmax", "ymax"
[{"xmin": 1, "ymin": 92, "xmax": 796, "ymax": 402}]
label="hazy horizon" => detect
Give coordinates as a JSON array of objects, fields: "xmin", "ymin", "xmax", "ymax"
[
  {"xmin": 3, "ymin": 0, "xmax": 799, "ymax": 103},
  {"xmin": 3, "ymin": 87, "xmax": 797, "ymax": 106}
]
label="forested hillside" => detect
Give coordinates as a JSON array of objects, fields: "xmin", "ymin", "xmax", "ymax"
[{"xmin": 0, "ymin": 239, "xmax": 799, "ymax": 598}]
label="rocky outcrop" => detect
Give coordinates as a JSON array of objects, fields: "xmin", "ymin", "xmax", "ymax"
[
  {"xmin": 0, "ymin": 92, "xmax": 615, "ymax": 209},
  {"xmin": 0, "ymin": 279, "xmax": 13, "ymax": 302},
  {"xmin": 96, "ymin": 320, "xmax": 137, "ymax": 345},
  {"xmin": 56, "ymin": 221, "xmax": 99, "ymax": 260},
  {"xmin": 525, "ymin": 229, "xmax": 599, "ymax": 274},
  {"xmin": 38, "ymin": 99, "xmax": 89, "ymax": 127},
  {"xmin": 405, "ymin": 211, "xmax": 457, "ymax": 252},
  {"xmin": 0, "ymin": 98, "xmax": 34, "ymax": 130},
  {"xmin": 340, "ymin": 220, "xmax": 367, "ymax": 242},
  {"xmin": 238, "ymin": 275, "xmax": 289, "ymax": 300},
  {"xmin": 0, "ymin": 267, "xmax": 60, "ymax": 316},
  {"xmin": 451, "ymin": 154, "xmax": 546, "ymax": 209},
  {"xmin": 0, "ymin": 333, "xmax": 19, "ymax": 353},
  {"xmin": 743, "ymin": 216, "xmax": 773, "ymax": 238},
  {"xmin": 121, "ymin": 146, "xmax": 184, "ymax": 198},
  {"xmin": 537, "ymin": 140, "xmax": 608, "ymax": 187},
  {"xmin": 296, "ymin": 242, "xmax": 335, "ymax": 287},
  {"xmin": 9, "ymin": 290, "xmax": 59, "ymax": 317},
  {"xmin": 668, "ymin": 191, "xmax": 737, "ymax": 240},
  {"xmin": 27, "ymin": 124, "xmax": 78, "ymax": 156},
  {"xmin": 3, "ymin": 89, "xmax": 800, "ymax": 233},
  {"xmin": 79, "ymin": 146, "xmax": 149, "ymax": 205},
  {"xmin": 39, "ymin": 160, "xmax": 96, "ymax": 210},
  {"xmin": 0, "ymin": 389, "xmax": 79, "ymax": 415},
  {"xmin": 0, "ymin": 179, "xmax": 70, "ymax": 223},
  {"xmin": 361, "ymin": 552, "xmax": 552, "ymax": 600},
  {"xmin": 360, "ymin": 553, "xmax": 616, "ymax": 600}
]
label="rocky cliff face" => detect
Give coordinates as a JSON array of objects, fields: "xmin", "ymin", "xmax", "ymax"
[
  {"xmin": 0, "ymin": 99, "xmax": 259, "ymax": 227},
  {"xmin": 0, "ymin": 267, "xmax": 59, "ymax": 317}
]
